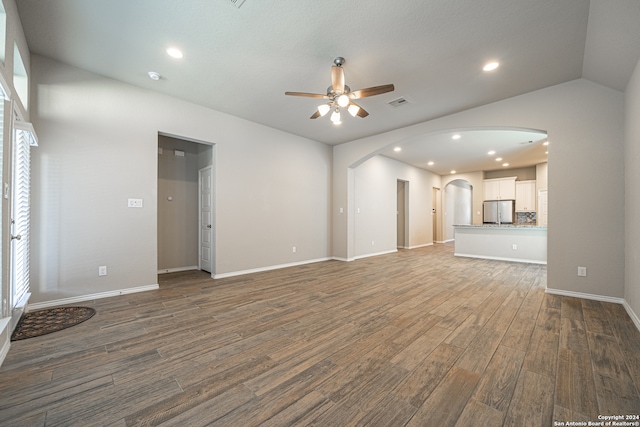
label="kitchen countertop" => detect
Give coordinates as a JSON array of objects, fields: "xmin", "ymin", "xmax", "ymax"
[{"xmin": 453, "ymin": 224, "xmax": 547, "ymax": 230}]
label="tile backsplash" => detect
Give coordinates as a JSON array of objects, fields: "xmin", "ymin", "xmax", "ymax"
[{"xmin": 516, "ymin": 212, "xmax": 537, "ymax": 224}]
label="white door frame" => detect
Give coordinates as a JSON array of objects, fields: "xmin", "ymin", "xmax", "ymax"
[
  {"xmin": 9, "ymin": 113, "xmax": 37, "ymax": 328},
  {"xmin": 198, "ymin": 165, "xmax": 213, "ymax": 274}
]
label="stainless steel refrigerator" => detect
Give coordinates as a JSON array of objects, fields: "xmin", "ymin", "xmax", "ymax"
[{"xmin": 483, "ymin": 200, "xmax": 515, "ymax": 224}]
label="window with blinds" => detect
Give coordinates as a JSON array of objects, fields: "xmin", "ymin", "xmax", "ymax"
[{"xmin": 11, "ymin": 122, "xmax": 37, "ymax": 310}]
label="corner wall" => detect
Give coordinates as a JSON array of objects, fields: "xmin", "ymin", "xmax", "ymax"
[
  {"xmin": 29, "ymin": 55, "xmax": 332, "ymax": 304},
  {"xmin": 625, "ymin": 57, "xmax": 640, "ymax": 326}
]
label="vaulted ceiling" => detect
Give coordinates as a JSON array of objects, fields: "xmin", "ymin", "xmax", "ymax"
[{"xmin": 16, "ymin": 0, "xmax": 640, "ymax": 173}]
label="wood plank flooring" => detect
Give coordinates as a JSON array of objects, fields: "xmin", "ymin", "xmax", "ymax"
[{"xmin": 1, "ymin": 243, "xmax": 639, "ymax": 426}]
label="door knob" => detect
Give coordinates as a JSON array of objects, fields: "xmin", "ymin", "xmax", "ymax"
[
  {"xmin": 11, "ymin": 234, "xmax": 21, "ymax": 241},
  {"xmin": 207, "ymin": 225, "xmax": 212, "ymax": 229}
]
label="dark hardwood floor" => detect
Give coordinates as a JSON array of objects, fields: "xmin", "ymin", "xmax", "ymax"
[{"xmin": 1, "ymin": 243, "xmax": 639, "ymax": 426}]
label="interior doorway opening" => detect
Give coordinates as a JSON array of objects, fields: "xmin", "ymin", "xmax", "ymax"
[
  {"xmin": 157, "ymin": 134, "xmax": 215, "ymax": 276},
  {"xmin": 397, "ymin": 180, "xmax": 408, "ymax": 249},
  {"xmin": 432, "ymin": 187, "xmax": 441, "ymax": 243},
  {"xmin": 443, "ymin": 179, "xmax": 473, "ymax": 242}
]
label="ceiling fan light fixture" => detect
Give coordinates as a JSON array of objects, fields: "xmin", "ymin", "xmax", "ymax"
[
  {"xmin": 317, "ymin": 104, "xmax": 331, "ymax": 116},
  {"xmin": 331, "ymin": 109, "xmax": 341, "ymax": 124},
  {"xmin": 285, "ymin": 57, "xmax": 394, "ymax": 125},
  {"xmin": 337, "ymin": 94, "xmax": 350, "ymax": 108},
  {"xmin": 347, "ymin": 104, "xmax": 360, "ymax": 117}
]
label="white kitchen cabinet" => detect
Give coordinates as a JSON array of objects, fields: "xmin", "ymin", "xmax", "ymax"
[
  {"xmin": 515, "ymin": 180, "xmax": 536, "ymax": 212},
  {"xmin": 483, "ymin": 177, "xmax": 516, "ymax": 200}
]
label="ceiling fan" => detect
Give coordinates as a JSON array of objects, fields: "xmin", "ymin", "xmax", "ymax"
[{"xmin": 285, "ymin": 57, "xmax": 395, "ymax": 125}]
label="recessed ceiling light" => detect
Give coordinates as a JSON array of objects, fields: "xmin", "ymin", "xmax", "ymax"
[
  {"xmin": 148, "ymin": 71, "xmax": 161, "ymax": 81},
  {"xmin": 427, "ymin": 161, "xmax": 434, "ymax": 166},
  {"xmin": 451, "ymin": 170, "xmax": 456, "ymax": 174},
  {"xmin": 452, "ymin": 134, "xmax": 461, "ymax": 140},
  {"xmin": 502, "ymin": 163, "xmax": 509, "ymax": 167},
  {"xmin": 167, "ymin": 47, "xmax": 183, "ymax": 59},
  {"xmin": 488, "ymin": 150, "xmax": 496, "ymax": 155},
  {"xmin": 393, "ymin": 147, "xmax": 402, "ymax": 152},
  {"xmin": 483, "ymin": 62, "xmax": 499, "ymax": 71},
  {"xmin": 495, "ymin": 157, "xmax": 503, "ymax": 161}
]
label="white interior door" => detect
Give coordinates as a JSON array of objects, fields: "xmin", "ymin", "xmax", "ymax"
[{"xmin": 199, "ymin": 166, "xmax": 213, "ymax": 273}]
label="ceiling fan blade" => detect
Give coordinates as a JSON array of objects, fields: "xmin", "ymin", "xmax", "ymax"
[
  {"xmin": 352, "ymin": 102, "xmax": 369, "ymax": 118},
  {"xmin": 310, "ymin": 110, "xmax": 321, "ymax": 119},
  {"xmin": 349, "ymin": 84, "xmax": 395, "ymax": 99},
  {"xmin": 285, "ymin": 91, "xmax": 329, "ymax": 99},
  {"xmin": 331, "ymin": 66, "xmax": 345, "ymax": 94}
]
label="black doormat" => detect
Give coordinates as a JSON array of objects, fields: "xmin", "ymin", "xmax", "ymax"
[{"xmin": 11, "ymin": 306, "xmax": 96, "ymax": 341}]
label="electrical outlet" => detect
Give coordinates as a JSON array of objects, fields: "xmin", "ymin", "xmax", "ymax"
[
  {"xmin": 371, "ymin": 240, "xmax": 375, "ymax": 246},
  {"xmin": 99, "ymin": 266, "xmax": 107, "ymax": 276},
  {"xmin": 512, "ymin": 244, "xmax": 517, "ymax": 250},
  {"xmin": 292, "ymin": 246, "xmax": 296, "ymax": 253},
  {"xmin": 578, "ymin": 266, "xmax": 587, "ymax": 277},
  {"xmin": 128, "ymin": 198, "xmax": 143, "ymax": 208}
]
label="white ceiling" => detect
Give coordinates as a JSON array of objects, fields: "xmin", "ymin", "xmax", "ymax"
[{"xmin": 15, "ymin": 0, "xmax": 640, "ymax": 174}]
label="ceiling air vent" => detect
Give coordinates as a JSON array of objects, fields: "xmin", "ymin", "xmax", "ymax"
[
  {"xmin": 388, "ymin": 97, "xmax": 410, "ymax": 107},
  {"xmin": 230, "ymin": 0, "xmax": 246, "ymax": 8}
]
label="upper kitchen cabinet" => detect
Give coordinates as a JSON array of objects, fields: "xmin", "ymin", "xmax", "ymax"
[
  {"xmin": 483, "ymin": 177, "xmax": 516, "ymax": 200},
  {"xmin": 515, "ymin": 180, "xmax": 536, "ymax": 212}
]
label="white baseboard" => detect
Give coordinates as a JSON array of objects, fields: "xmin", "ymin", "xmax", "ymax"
[
  {"xmin": 623, "ymin": 300, "xmax": 640, "ymax": 332},
  {"xmin": 0, "ymin": 317, "xmax": 11, "ymax": 367},
  {"xmin": 213, "ymin": 258, "xmax": 331, "ymax": 279},
  {"xmin": 353, "ymin": 249, "xmax": 398, "ymax": 261},
  {"xmin": 406, "ymin": 242, "xmax": 434, "ymax": 249},
  {"xmin": 27, "ymin": 284, "xmax": 160, "ymax": 311},
  {"xmin": 333, "ymin": 245, "xmax": 432, "ymax": 262},
  {"xmin": 545, "ymin": 288, "xmax": 640, "ymax": 332},
  {"xmin": 544, "ymin": 288, "xmax": 625, "ymax": 305},
  {"xmin": 158, "ymin": 266, "xmax": 199, "ymax": 274},
  {"xmin": 455, "ymin": 252, "xmax": 547, "ymax": 265}
]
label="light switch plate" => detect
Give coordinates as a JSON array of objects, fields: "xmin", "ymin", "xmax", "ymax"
[{"xmin": 128, "ymin": 198, "xmax": 143, "ymax": 208}]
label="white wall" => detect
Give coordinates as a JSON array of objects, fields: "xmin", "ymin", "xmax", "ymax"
[
  {"xmin": 29, "ymin": 55, "xmax": 332, "ymax": 303},
  {"xmin": 444, "ymin": 180, "xmax": 472, "ymax": 241},
  {"xmin": 625, "ymin": 57, "xmax": 640, "ymax": 324},
  {"xmin": 333, "ymin": 79, "xmax": 625, "ymax": 299},
  {"xmin": 353, "ymin": 155, "xmax": 440, "ymax": 258}
]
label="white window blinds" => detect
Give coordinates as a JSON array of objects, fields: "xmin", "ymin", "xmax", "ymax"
[{"xmin": 12, "ymin": 122, "xmax": 37, "ymax": 310}]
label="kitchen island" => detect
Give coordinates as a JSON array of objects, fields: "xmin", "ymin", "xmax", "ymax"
[{"xmin": 453, "ymin": 224, "xmax": 547, "ymax": 264}]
